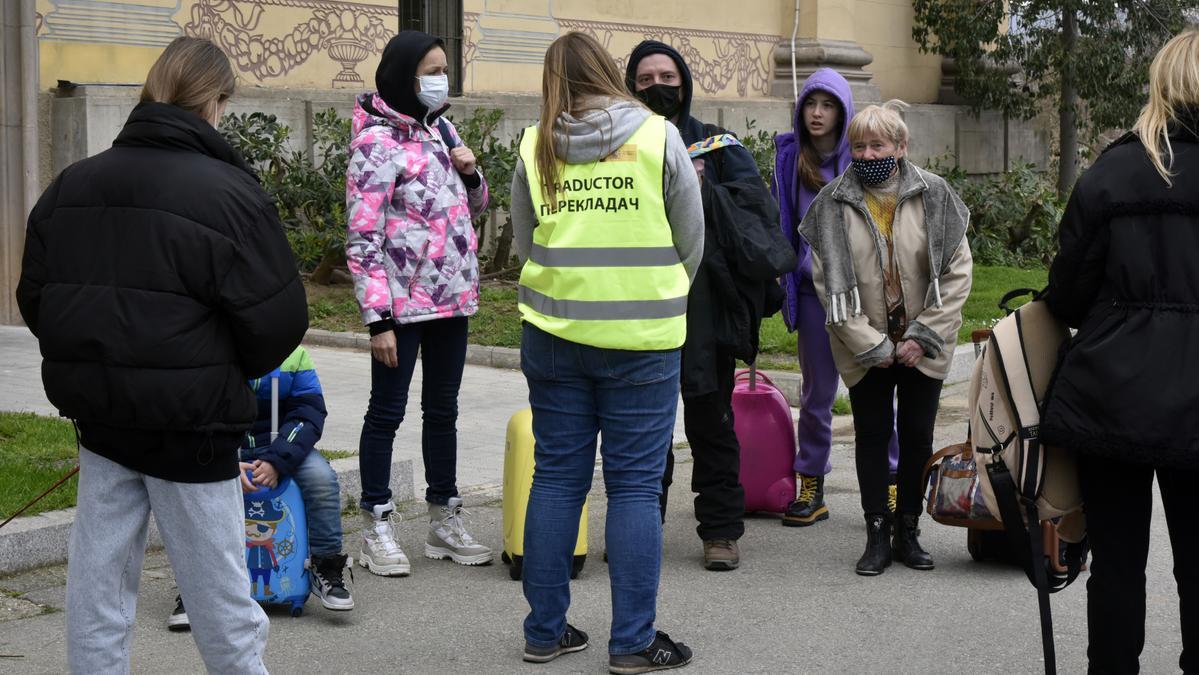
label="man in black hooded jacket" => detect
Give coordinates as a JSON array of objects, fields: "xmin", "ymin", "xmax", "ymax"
[{"xmin": 627, "ymin": 41, "xmax": 795, "ymax": 571}]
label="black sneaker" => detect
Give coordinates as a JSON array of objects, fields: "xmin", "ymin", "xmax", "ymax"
[
  {"xmin": 167, "ymin": 595, "xmax": 190, "ymax": 632},
  {"xmin": 609, "ymin": 631, "xmax": 692, "ymax": 674},
  {"xmin": 523, "ymin": 623, "xmax": 589, "ymax": 663},
  {"xmin": 309, "ymin": 554, "xmax": 355, "ymax": 611}
]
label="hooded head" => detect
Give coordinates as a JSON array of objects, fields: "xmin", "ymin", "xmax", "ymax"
[
  {"xmin": 625, "ymin": 40, "xmax": 694, "ymax": 127},
  {"xmin": 375, "ymin": 30, "xmax": 448, "ymax": 124},
  {"xmin": 795, "ymin": 68, "xmax": 855, "ymax": 172}
]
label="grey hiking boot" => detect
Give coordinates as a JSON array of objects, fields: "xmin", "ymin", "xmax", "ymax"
[
  {"xmin": 523, "ymin": 623, "xmax": 589, "ymax": 663},
  {"xmin": 609, "ymin": 631, "xmax": 693, "ymax": 674},
  {"xmin": 358, "ymin": 501, "xmax": 411, "ymax": 577},
  {"xmin": 425, "ymin": 497, "xmax": 493, "ymax": 565}
]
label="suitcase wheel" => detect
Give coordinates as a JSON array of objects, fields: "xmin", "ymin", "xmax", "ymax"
[
  {"xmin": 509, "ymin": 556, "xmax": 523, "ymax": 581},
  {"xmin": 290, "ymin": 605, "xmax": 304, "ymax": 618},
  {"xmin": 501, "ymin": 550, "xmax": 511, "ymax": 565},
  {"xmin": 570, "ymin": 554, "xmax": 586, "ymax": 580},
  {"xmin": 967, "ymin": 529, "xmax": 985, "ymax": 562}
]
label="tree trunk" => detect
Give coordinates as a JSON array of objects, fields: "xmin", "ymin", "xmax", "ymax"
[
  {"xmin": 487, "ymin": 213, "xmax": 515, "ymax": 275},
  {"xmin": 1058, "ymin": 8, "xmax": 1080, "ymax": 197}
]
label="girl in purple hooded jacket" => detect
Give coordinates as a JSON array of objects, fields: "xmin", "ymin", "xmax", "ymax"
[{"xmin": 773, "ymin": 69, "xmax": 899, "ymax": 527}]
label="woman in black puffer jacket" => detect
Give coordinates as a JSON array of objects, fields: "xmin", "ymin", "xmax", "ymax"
[
  {"xmin": 17, "ymin": 37, "xmax": 305, "ymax": 673},
  {"xmin": 1041, "ymin": 29, "xmax": 1199, "ymax": 675}
]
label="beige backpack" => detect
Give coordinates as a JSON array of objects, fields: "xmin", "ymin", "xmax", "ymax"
[{"xmin": 969, "ymin": 295, "xmax": 1087, "ymax": 675}]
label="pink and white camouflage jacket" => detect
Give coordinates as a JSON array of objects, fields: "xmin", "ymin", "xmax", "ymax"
[{"xmin": 346, "ymin": 93, "xmax": 488, "ymax": 326}]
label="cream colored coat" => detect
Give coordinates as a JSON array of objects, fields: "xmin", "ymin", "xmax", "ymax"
[{"xmin": 808, "ymin": 171, "xmax": 973, "ymax": 387}]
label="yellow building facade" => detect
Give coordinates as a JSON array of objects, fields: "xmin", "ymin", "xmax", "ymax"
[{"xmin": 34, "ymin": 0, "xmax": 942, "ymax": 103}]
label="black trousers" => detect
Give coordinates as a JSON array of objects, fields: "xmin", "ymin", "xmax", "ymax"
[
  {"xmin": 661, "ymin": 349, "xmax": 745, "ymax": 541},
  {"xmin": 1079, "ymin": 454, "xmax": 1198, "ymax": 674},
  {"xmin": 848, "ymin": 365, "xmax": 942, "ymax": 517}
]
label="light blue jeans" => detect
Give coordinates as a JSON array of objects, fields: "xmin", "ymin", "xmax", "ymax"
[
  {"xmin": 68, "ymin": 447, "xmax": 268, "ymax": 674},
  {"xmin": 519, "ymin": 323, "xmax": 680, "ymax": 655}
]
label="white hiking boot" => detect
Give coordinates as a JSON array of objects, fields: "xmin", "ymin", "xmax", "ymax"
[
  {"xmin": 359, "ymin": 502, "xmax": 411, "ymax": 576},
  {"xmin": 425, "ymin": 497, "xmax": 493, "ymax": 566}
]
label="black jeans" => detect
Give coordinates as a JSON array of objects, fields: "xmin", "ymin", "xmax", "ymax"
[
  {"xmin": 358, "ymin": 316, "xmax": 468, "ymax": 508},
  {"xmin": 848, "ymin": 365, "xmax": 942, "ymax": 517},
  {"xmin": 1079, "ymin": 454, "xmax": 1198, "ymax": 674},
  {"xmin": 662, "ymin": 349, "xmax": 745, "ymax": 541}
]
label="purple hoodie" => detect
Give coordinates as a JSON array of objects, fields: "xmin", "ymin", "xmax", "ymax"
[{"xmin": 772, "ymin": 68, "xmax": 855, "ymax": 331}]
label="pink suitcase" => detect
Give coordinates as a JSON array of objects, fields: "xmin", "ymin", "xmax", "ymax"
[{"xmin": 733, "ymin": 367, "xmax": 797, "ymax": 513}]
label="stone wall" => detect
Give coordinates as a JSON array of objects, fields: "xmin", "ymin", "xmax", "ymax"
[{"xmin": 45, "ymin": 86, "xmax": 1051, "ymax": 184}]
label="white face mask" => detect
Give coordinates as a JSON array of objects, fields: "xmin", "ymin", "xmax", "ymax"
[{"xmin": 416, "ymin": 74, "xmax": 449, "ymax": 111}]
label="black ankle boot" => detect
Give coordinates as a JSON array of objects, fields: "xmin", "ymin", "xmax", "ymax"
[
  {"xmin": 855, "ymin": 514, "xmax": 893, "ymax": 576},
  {"xmin": 892, "ymin": 513, "xmax": 935, "ymax": 570}
]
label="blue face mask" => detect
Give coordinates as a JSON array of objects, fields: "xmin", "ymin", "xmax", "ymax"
[{"xmin": 852, "ymin": 156, "xmax": 897, "ymax": 185}]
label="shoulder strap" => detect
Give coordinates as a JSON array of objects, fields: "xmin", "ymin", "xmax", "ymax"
[{"xmin": 436, "ymin": 118, "xmax": 458, "ymax": 150}]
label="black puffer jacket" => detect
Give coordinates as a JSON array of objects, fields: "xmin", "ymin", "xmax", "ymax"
[
  {"xmin": 16, "ymin": 102, "xmax": 308, "ymax": 482},
  {"xmin": 1041, "ymin": 113, "xmax": 1199, "ymax": 469}
]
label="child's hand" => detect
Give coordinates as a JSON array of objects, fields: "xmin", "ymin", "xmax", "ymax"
[
  {"xmin": 238, "ymin": 461, "xmax": 258, "ymax": 493},
  {"xmin": 252, "ymin": 460, "xmax": 280, "ymax": 489}
]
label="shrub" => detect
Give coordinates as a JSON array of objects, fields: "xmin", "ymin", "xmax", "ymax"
[
  {"xmin": 929, "ymin": 160, "xmax": 1062, "ymax": 268},
  {"xmin": 220, "ymin": 110, "xmax": 350, "ymax": 280},
  {"xmin": 738, "ymin": 118, "xmax": 776, "ymax": 189}
]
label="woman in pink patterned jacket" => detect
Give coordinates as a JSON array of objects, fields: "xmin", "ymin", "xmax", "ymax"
[{"xmin": 346, "ymin": 31, "xmax": 492, "ymax": 578}]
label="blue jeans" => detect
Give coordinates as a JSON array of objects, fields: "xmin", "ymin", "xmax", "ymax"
[
  {"xmin": 520, "ymin": 323, "xmax": 680, "ymax": 656},
  {"xmin": 241, "ymin": 448, "xmax": 342, "ymax": 558},
  {"xmin": 359, "ymin": 317, "xmax": 467, "ymax": 508}
]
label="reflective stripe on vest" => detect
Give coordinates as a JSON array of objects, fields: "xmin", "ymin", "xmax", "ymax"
[{"xmin": 517, "ymin": 115, "xmax": 688, "ymax": 350}]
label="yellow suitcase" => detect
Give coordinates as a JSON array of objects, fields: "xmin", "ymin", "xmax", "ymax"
[{"xmin": 501, "ymin": 408, "xmax": 588, "ymax": 581}]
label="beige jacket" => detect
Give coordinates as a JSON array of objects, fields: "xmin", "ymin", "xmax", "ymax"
[{"xmin": 802, "ymin": 162, "xmax": 973, "ymax": 387}]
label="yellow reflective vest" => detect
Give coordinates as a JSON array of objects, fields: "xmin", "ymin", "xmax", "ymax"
[{"xmin": 517, "ymin": 115, "xmax": 689, "ymax": 351}]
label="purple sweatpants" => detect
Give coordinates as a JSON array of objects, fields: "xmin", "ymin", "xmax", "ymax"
[{"xmin": 793, "ymin": 281, "xmax": 900, "ymax": 476}]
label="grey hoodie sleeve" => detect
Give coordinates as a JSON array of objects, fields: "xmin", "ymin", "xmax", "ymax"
[
  {"xmin": 510, "ymin": 158, "xmax": 535, "ymax": 263},
  {"xmin": 662, "ymin": 124, "xmax": 704, "ymax": 282}
]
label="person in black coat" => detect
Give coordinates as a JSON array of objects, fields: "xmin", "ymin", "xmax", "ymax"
[
  {"xmin": 626, "ymin": 40, "xmax": 795, "ymax": 572},
  {"xmin": 16, "ymin": 37, "xmax": 306, "ymax": 673},
  {"xmin": 1041, "ymin": 29, "xmax": 1199, "ymax": 675}
]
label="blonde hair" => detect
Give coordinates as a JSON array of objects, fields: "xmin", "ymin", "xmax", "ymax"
[
  {"xmin": 535, "ymin": 32, "xmax": 642, "ymax": 204},
  {"xmin": 1133, "ymin": 28, "xmax": 1199, "ymax": 186},
  {"xmin": 848, "ymin": 99, "xmax": 910, "ymax": 149},
  {"xmin": 141, "ymin": 36, "xmax": 236, "ymax": 121}
]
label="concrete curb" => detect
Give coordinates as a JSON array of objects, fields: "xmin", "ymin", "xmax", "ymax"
[
  {"xmin": 302, "ymin": 328, "xmax": 976, "ymax": 406},
  {"xmin": 0, "ymin": 458, "xmax": 415, "ymax": 577}
]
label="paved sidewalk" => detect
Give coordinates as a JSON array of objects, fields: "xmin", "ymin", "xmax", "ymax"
[
  {"xmin": 0, "ymin": 441, "xmax": 1186, "ymax": 673},
  {"xmin": 0, "ymin": 326, "xmax": 1187, "ymax": 672}
]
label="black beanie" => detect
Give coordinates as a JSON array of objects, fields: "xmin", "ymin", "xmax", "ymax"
[{"xmin": 375, "ymin": 31, "xmax": 444, "ymax": 122}]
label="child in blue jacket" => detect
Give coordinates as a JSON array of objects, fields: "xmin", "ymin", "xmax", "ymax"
[{"xmin": 169, "ymin": 346, "xmax": 352, "ymax": 630}]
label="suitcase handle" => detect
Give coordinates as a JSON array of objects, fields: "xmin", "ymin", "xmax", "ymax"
[{"xmin": 735, "ymin": 367, "xmax": 775, "ymax": 390}]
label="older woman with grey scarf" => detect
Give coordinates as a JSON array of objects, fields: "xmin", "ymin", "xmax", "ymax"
[{"xmin": 799, "ymin": 100, "xmax": 972, "ymax": 577}]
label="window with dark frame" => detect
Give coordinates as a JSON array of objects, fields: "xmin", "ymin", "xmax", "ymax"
[{"xmin": 398, "ymin": 0, "xmax": 465, "ymax": 96}]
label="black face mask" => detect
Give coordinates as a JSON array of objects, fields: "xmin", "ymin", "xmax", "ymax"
[{"xmin": 636, "ymin": 84, "xmax": 683, "ymax": 119}]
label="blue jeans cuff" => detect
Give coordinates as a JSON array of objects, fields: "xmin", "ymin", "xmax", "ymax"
[{"xmin": 609, "ymin": 631, "xmax": 656, "ymax": 657}]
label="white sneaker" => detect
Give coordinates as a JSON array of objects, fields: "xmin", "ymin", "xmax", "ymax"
[
  {"xmin": 425, "ymin": 497, "xmax": 493, "ymax": 566},
  {"xmin": 358, "ymin": 502, "xmax": 411, "ymax": 576}
]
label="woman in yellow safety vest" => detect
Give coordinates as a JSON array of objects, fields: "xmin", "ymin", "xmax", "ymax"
[{"xmin": 507, "ymin": 31, "xmax": 704, "ymax": 673}]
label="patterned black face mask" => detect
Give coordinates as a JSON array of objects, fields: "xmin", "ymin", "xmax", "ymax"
[{"xmin": 852, "ymin": 156, "xmax": 897, "ymax": 185}]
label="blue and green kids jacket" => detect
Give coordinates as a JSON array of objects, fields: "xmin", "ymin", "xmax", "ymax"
[{"xmin": 242, "ymin": 346, "xmax": 327, "ymax": 476}]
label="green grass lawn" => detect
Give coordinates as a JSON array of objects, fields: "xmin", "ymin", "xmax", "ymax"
[
  {"xmin": 0, "ymin": 412, "xmax": 80, "ymax": 520},
  {"xmin": 309, "ymin": 265, "xmax": 1048, "ymax": 367}
]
